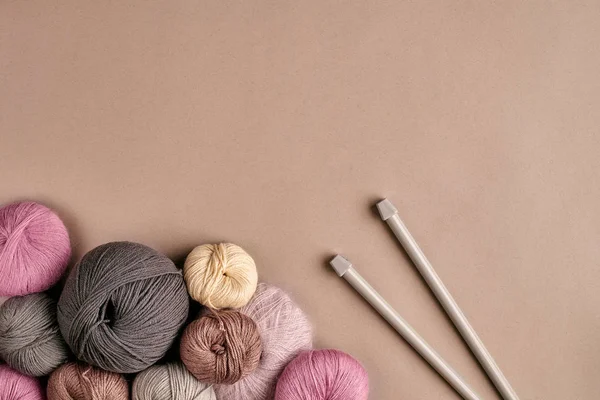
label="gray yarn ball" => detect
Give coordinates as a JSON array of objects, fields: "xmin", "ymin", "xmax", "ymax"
[
  {"xmin": 57, "ymin": 241, "xmax": 189, "ymax": 374},
  {"xmin": 133, "ymin": 362, "xmax": 216, "ymax": 400},
  {"xmin": 0, "ymin": 293, "xmax": 69, "ymax": 376}
]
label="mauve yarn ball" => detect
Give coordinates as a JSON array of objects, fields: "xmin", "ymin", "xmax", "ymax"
[
  {"xmin": 47, "ymin": 362, "xmax": 128, "ymax": 400},
  {"xmin": 214, "ymin": 283, "xmax": 312, "ymax": 400},
  {"xmin": 184, "ymin": 243, "xmax": 258, "ymax": 309},
  {"xmin": 0, "ymin": 201, "xmax": 71, "ymax": 297},
  {"xmin": 180, "ymin": 310, "xmax": 262, "ymax": 384},
  {"xmin": 0, "ymin": 364, "xmax": 45, "ymax": 400},
  {"xmin": 275, "ymin": 350, "xmax": 369, "ymax": 400},
  {"xmin": 57, "ymin": 241, "xmax": 189, "ymax": 373},
  {"xmin": 0, "ymin": 293, "xmax": 68, "ymax": 376},
  {"xmin": 132, "ymin": 362, "xmax": 216, "ymax": 400}
]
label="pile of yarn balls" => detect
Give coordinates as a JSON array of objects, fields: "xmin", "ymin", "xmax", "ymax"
[{"xmin": 0, "ymin": 201, "xmax": 369, "ymax": 400}]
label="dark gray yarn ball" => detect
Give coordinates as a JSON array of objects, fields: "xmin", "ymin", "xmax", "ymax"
[
  {"xmin": 0, "ymin": 293, "xmax": 69, "ymax": 376},
  {"xmin": 57, "ymin": 241, "xmax": 189, "ymax": 374}
]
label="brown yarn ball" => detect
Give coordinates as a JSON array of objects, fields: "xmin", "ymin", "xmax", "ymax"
[
  {"xmin": 47, "ymin": 362, "xmax": 129, "ymax": 400},
  {"xmin": 180, "ymin": 310, "xmax": 262, "ymax": 384}
]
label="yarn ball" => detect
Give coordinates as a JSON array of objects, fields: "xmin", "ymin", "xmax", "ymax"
[
  {"xmin": 0, "ymin": 201, "xmax": 71, "ymax": 296},
  {"xmin": 0, "ymin": 293, "xmax": 69, "ymax": 376},
  {"xmin": 275, "ymin": 349, "xmax": 369, "ymax": 400},
  {"xmin": 183, "ymin": 243, "xmax": 258, "ymax": 309},
  {"xmin": 132, "ymin": 362, "xmax": 216, "ymax": 400},
  {"xmin": 214, "ymin": 283, "xmax": 313, "ymax": 400},
  {"xmin": 180, "ymin": 310, "xmax": 262, "ymax": 384},
  {"xmin": 57, "ymin": 241, "xmax": 189, "ymax": 373},
  {"xmin": 0, "ymin": 364, "xmax": 45, "ymax": 400},
  {"xmin": 47, "ymin": 362, "xmax": 128, "ymax": 400}
]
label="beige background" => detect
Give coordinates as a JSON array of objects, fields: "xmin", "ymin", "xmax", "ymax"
[{"xmin": 2, "ymin": 1, "xmax": 600, "ymax": 399}]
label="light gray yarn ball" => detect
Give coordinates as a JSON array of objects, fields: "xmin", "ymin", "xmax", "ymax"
[
  {"xmin": 0, "ymin": 293, "xmax": 68, "ymax": 376},
  {"xmin": 133, "ymin": 362, "xmax": 216, "ymax": 400}
]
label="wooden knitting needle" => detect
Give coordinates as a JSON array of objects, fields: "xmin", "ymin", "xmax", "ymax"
[
  {"xmin": 330, "ymin": 255, "xmax": 482, "ymax": 400},
  {"xmin": 376, "ymin": 199, "xmax": 519, "ymax": 400}
]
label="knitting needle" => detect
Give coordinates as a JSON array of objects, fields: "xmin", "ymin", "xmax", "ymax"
[
  {"xmin": 330, "ymin": 255, "xmax": 482, "ymax": 400},
  {"xmin": 376, "ymin": 199, "xmax": 519, "ymax": 400}
]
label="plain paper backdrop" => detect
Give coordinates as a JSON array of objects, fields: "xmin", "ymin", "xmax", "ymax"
[{"xmin": 1, "ymin": 1, "xmax": 599, "ymax": 398}]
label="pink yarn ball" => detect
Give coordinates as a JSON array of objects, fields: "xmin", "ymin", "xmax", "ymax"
[
  {"xmin": 275, "ymin": 349, "xmax": 369, "ymax": 400},
  {"xmin": 0, "ymin": 202, "xmax": 71, "ymax": 297},
  {"xmin": 214, "ymin": 283, "xmax": 313, "ymax": 400},
  {"xmin": 0, "ymin": 364, "xmax": 45, "ymax": 400}
]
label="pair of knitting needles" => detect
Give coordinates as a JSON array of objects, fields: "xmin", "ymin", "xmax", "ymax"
[{"xmin": 330, "ymin": 199, "xmax": 519, "ymax": 400}]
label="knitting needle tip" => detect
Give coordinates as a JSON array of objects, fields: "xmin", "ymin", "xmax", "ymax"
[
  {"xmin": 376, "ymin": 198, "xmax": 398, "ymax": 221},
  {"xmin": 329, "ymin": 255, "xmax": 352, "ymax": 277}
]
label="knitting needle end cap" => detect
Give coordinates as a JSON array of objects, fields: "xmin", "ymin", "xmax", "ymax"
[
  {"xmin": 329, "ymin": 255, "xmax": 352, "ymax": 277},
  {"xmin": 376, "ymin": 198, "xmax": 398, "ymax": 221}
]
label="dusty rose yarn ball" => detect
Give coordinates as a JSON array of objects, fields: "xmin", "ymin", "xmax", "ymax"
[
  {"xmin": 0, "ymin": 201, "xmax": 71, "ymax": 296},
  {"xmin": 47, "ymin": 362, "xmax": 129, "ymax": 400},
  {"xmin": 180, "ymin": 310, "xmax": 262, "ymax": 385},
  {"xmin": 275, "ymin": 349, "xmax": 369, "ymax": 400},
  {"xmin": 0, "ymin": 364, "xmax": 45, "ymax": 400}
]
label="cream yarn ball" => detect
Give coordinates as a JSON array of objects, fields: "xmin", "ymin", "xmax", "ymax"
[{"xmin": 183, "ymin": 243, "xmax": 258, "ymax": 309}]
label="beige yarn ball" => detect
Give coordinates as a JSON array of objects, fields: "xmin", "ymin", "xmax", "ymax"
[{"xmin": 184, "ymin": 243, "xmax": 258, "ymax": 309}]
